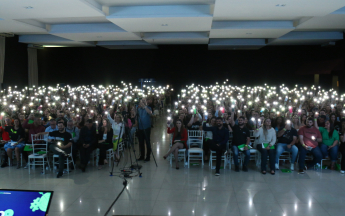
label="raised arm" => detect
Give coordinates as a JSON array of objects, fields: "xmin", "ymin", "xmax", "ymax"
[{"xmin": 187, "ymin": 115, "xmax": 195, "ymax": 127}]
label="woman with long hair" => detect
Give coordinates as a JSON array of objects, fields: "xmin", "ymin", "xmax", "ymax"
[
  {"xmin": 318, "ymin": 120, "xmax": 339, "ymax": 170},
  {"xmin": 254, "ymin": 118, "xmax": 277, "ymax": 175},
  {"xmin": 300, "ymin": 114, "xmax": 307, "ymax": 127},
  {"xmin": 292, "ymin": 115, "xmax": 302, "ymax": 130},
  {"xmin": 329, "ymin": 113, "xmax": 340, "ymax": 131},
  {"xmin": 107, "ymin": 112, "xmax": 124, "ymax": 159},
  {"xmin": 164, "ymin": 119, "xmax": 188, "ymax": 169},
  {"xmin": 3, "ymin": 118, "xmax": 25, "ymax": 169},
  {"xmin": 96, "ymin": 119, "xmax": 113, "ymax": 169}
]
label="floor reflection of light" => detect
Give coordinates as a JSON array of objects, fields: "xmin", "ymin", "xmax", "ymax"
[
  {"xmin": 98, "ymin": 208, "xmax": 100, "ymax": 212},
  {"xmin": 249, "ymin": 200, "xmax": 252, "ymax": 206},
  {"xmin": 192, "ymin": 210, "xmax": 195, "ymax": 214},
  {"xmin": 60, "ymin": 202, "xmax": 63, "ymax": 210},
  {"xmin": 308, "ymin": 200, "xmax": 312, "ymax": 208},
  {"xmin": 295, "ymin": 203, "xmax": 298, "ymax": 210}
]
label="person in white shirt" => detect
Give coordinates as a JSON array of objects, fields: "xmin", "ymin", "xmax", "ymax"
[
  {"xmin": 254, "ymin": 118, "xmax": 277, "ymax": 175},
  {"xmin": 107, "ymin": 112, "xmax": 124, "ymax": 159}
]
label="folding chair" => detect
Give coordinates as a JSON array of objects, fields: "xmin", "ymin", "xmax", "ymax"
[
  {"xmin": 188, "ymin": 130, "xmax": 204, "ymax": 168},
  {"xmin": 28, "ymin": 134, "xmax": 51, "ymax": 174}
]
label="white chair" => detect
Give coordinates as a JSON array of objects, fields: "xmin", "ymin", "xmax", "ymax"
[
  {"xmin": 28, "ymin": 134, "xmax": 51, "ymax": 174},
  {"xmin": 187, "ymin": 130, "xmax": 204, "ymax": 168},
  {"xmin": 52, "ymin": 145, "xmax": 75, "ymax": 173},
  {"xmin": 106, "ymin": 149, "xmax": 115, "ymax": 167}
]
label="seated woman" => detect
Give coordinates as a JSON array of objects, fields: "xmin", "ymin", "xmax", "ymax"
[
  {"xmin": 317, "ymin": 120, "xmax": 339, "ymax": 170},
  {"xmin": 254, "ymin": 118, "xmax": 277, "ymax": 175},
  {"xmin": 3, "ymin": 118, "xmax": 25, "ymax": 169},
  {"xmin": 164, "ymin": 119, "xmax": 188, "ymax": 169},
  {"xmin": 96, "ymin": 119, "xmax": 113, "ymax": 170}
]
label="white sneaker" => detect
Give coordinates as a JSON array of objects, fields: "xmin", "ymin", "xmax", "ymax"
[
  {"xmin": 290, "ymin": 164, "xmax": 294, "ymax": 171},
  {"xmin": 275, "ymin": 163, "xmax": 279, "ymax": 170},
  {"xmin": 215, "ymin": 172, "xmax": 220, "ymax": 176},
  {"xmin": 341, "ymin": 170, "xmax": 345, "ymax": 174},
  {"xmin": 315, "ymin": 163, "xmax": 321, "ymax": 170}
]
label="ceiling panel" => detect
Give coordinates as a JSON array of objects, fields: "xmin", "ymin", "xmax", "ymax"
[
  {"xmin": 49, "ymin": 23, "xmax": 141, "ymax": 41},
  {"xmin": 213, "ymin": 0, "xmax": 345, "ymax": 21},
  {"xmin": 96, "ymin": 0, "xmax": 214, "ymax": 6},
  {"xmin": 19, "ymin": 34, "xmax": 95, "ymax": 47},
  {"xmin": 210, "ymin": 21, "xmax": 294, "ymax": 38},
  {"xmin": 0, "ymin": 0, "xmax": 104, "ymax": 19},
  {"xmin": 208, "ymin": 38, "xmax": 266, "ymax": 50},
  {"xmin": 296, "ymin": 14, "xmax": 345, "ymax": 30},
  {"xmin": 0, "ymin": 19, "xmax": 47, "ymax": 33},
  {"xmin": 34, "ymin": 17, "xmax": 109, "ymax": 24},
  {"xmin": 268, "ymin": 31, "xmax": 343, "ymax": 45},
  {"xmin": 106, "ymin": 5, "xmax": 212, "ymax": 32}
]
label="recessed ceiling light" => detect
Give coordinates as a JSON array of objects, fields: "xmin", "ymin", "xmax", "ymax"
[
  {"xmin": 25, "ymin": 6, "xmax": 33, "ymax": 9},
  {"xmin": 161, "ymin": 24, "xmax": 168, "ymax": 26},
  {"xmin": 276, "ymin": 4, "xmax": 286, "ymax": 7}
]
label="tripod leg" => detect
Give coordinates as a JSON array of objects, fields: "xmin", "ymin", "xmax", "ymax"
[{"xmin": 151, "ymin": 150, "xmax": 158, "ymax": 167}]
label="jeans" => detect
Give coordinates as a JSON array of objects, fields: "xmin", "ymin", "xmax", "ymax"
[
  {"xmin": 49, "ymin": 144, "xmax": 71, "ymax": 173},
  {"xmin": 138, "ymin": 127, "xmax": 152, "ymax": 159},
  {"xmin": 275, "ymin": 143, "xmax": 298, "ymax": 164},
  {"xmin": 209, "ymin": 140, "xmax": 225, "ymax": 172},
  {"xmin": 298, "ymin": 145, "xmax": 323, "ymax": 170},
  {"xmin": 256, "ymin": 144, "xmax": 275, "ymax": 172},
  {"xmin": 319, "ymin": 143, "xmax": 339, "ymax": 162},
  {"xmin": 231, "ymin": 145, "xmax": 250, "ymax": 167}
]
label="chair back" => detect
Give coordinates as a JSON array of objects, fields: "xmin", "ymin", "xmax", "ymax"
[
  {"xmin": 188, "ymin": 130, "xmax": 203, "ymax": 148},
  {"xmin": 31, "ymin": 134, "xmax": 49, "ymax": 153}
]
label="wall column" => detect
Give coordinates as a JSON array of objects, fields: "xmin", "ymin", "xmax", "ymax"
[
  {"xmin": 28, "ymin": 47, "xmax": 38, "ymax": 87},
  {"xmin": 0, "ymin": 36, "xmax": 5, "ymax": 90},
  {"xmin": 332, "ymin": 75, "xmax": 339, "ymax": 90},
  {"xmin": 314, "ymin": 74, "xmax": 319, "ymax": 86}
]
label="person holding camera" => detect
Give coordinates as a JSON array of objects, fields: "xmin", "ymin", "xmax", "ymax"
[{"xmin": 137, "ymin": 98, "xmax": 153, "ymax": 161}]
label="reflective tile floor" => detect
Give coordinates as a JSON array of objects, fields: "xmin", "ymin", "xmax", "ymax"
[{"xmin": 1, "ymin": 116, "xmax": 345, "ymax": 216}]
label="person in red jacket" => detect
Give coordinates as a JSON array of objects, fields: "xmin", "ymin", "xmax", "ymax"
[
  {"xmin": 163, "ymin": 119, "xmax": 188, "ymax": 169},
  {"xmin": 0, "ymin": 122, "xmax": 12, "ymax": 168}
]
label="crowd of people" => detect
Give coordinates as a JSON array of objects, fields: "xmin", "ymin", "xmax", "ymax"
[
  {"xmin": 165, "ymin": 81, "xmax": 345, "ymax": 176},
  {"xmin": 0, "ymin": 83, "xmax": 172, "ymax": 178}
]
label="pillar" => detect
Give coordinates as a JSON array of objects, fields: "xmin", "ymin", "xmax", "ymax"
[
  {"xmin": 28, "ymin": 47, "xmax": 38, "ymax": 87},
  {"xmin": 314, "ymin": 74, "xmax": 319, "ymax": 86}
]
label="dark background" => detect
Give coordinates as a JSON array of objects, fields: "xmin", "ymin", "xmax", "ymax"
[{"xmin": 3, "ymin": 35, "xmax": 345, "ymax": 92}]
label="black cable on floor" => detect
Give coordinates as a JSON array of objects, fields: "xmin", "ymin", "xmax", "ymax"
[{"xmin": 104, "ymin": 177, "xmax": 128, "ymax": 216}]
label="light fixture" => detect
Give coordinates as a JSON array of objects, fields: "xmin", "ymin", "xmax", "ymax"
[
  {"xmin": 25, "ymin": 6, "xmax": 33, "ymax": 9},
  {"xmin": 161, "ymin": 24, "xmax": 168, "ymax": 26}
]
